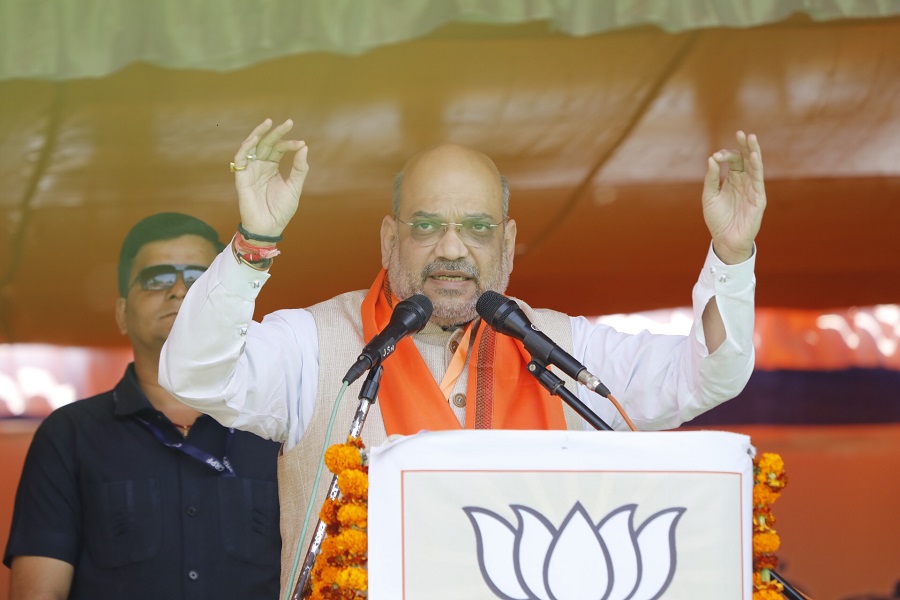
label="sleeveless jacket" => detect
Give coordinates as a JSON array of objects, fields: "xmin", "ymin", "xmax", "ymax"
[{"xmin": 276, "ymin": 291, "xmax": 583, "ymax": 595}]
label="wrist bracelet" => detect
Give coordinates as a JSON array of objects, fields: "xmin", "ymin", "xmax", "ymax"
[
  {"xmin": 234, "ymin": 232, "xmax": 281, "ymax": 259},
  {"xmin": 237, "ymin": 223, "xmax": 283, "ymax": 243},
  {"xmin": 232, "ymin": 238, "xmax": 273, "ymax": 271}
]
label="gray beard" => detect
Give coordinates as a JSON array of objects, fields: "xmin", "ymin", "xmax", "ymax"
[{"xmin": 388, "ymin": 253, "xmax": 511, "ymax": 326}]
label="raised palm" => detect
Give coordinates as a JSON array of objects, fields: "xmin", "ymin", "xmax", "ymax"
[
  {"xmin": 701, "ymin": 131, "xmax": 767, "ymax": 265},
  {"xmin": 231, "ymin": 119, "xmax": 310, "ymax": 238}
]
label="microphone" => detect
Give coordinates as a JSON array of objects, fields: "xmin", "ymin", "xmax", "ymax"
[
  {"xmin": 476, "ymin": 291, "xmax": 611, "ymax": 397},
  {"xmin": 342, "ymin": 294, "xmax": 433, "ymax": 385}
]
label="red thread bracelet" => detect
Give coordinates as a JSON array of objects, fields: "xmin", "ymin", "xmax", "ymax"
[{"xmin": 234, "ymin": 232, "xmax": 281, "ymax": 262}]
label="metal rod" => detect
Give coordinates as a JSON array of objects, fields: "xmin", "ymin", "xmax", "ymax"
[
  {"xmin": 770, "ymin": 569, "xmax": 809, "ymax": 600},
  {"xmin": 527, "ymin": 359, "xmax": 613, "ymax": 431},
  {"xmin": 291, "ymin": 365, "xmax": 383, "ymax": 599}
]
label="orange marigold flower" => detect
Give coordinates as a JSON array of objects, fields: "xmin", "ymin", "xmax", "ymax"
[
  {"xmin": 337, "ymin": 502, "xmax": 369, "ymax": 528},
  {"xmin": 320, "ymin": 498, "xmax": 340, "ymax": 525},
  {"xmin": 325, "ymin": 444, "xmax": 363, "ymax": 475},
  {"xmin": 310, "ymin": 438, "xmax": 370, "ymax": 599},
  {"xmin": 313, "ymin": 564, "xmax": 341, "ymax": 586},
  {"xmin": 335, "ymin": 566, "xmax": 369, "ymax": 591},
  {"xmin": 338, "ymin": 469, "xmax": 369, "ymax": 499},
  {"xmin": 336, "ymin": 528, "xmax": 368, "ymax": 556},
  {"xmin": 752, "ymin": 569, "xmax": 785, "ymax": 599},
  {"xmin": 319, "ymin": 537, "xmax": 342, "ymax": 562},
  {"xmin": 753, "ymin": 484, "xmax": 781, "ymax": 507},
  {"xmin": 753, "ymin": 531, "xmax": 781, "ymax": 554}
]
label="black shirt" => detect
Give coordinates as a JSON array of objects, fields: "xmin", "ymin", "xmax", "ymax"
[{"xmin": 4, "ymin": 364, "xmax": 282, "ymax": 600}]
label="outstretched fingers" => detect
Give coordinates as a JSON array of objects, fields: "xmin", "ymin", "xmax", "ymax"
[
  {"xmin": 235, "ymin": 119, "xmax": 273, "ymax": 163},
  {"xmin": 742, "ymin": 131, "xmax": 762, "ymax": 164},
  {"xmin": 748, "ymin": 149, "xmax": 767, "ymax": 207},
  {"xmin": 702, "ymin": 156, "xmax": 722, "ymax": 200},
  {"xmin": 283, "ymin": 141, "xmax": 310, "ymax": 193},
  {"xmin": 255, "ymin": 118, "xmax": 296, "ymax": 164}
]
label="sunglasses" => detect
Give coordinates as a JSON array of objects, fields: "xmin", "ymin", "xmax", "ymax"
[{"xmin": 131, "ymin": 264, "xmax": 208, "ymax": 292}]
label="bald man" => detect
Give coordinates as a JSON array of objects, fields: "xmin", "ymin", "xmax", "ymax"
[{"xmin": 160, "ymin": 119, "xmax": 765, "ymax": 596}]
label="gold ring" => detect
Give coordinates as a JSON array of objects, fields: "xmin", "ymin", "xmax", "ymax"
[{"xmin": 230, "ymin": 162, "xmax": 247, "ymax": 173}]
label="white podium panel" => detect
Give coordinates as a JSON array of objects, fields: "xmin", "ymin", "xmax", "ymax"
[{"xmin": 369, "ymin": 430, "xmax": 753, "ymax": 600}]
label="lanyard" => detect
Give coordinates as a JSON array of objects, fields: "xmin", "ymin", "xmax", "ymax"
[
  {"xmin": 132, "ymin": 412, "xmax": 236, "ymax": 477},
  {"xmin": 439, "ymin": 321, "xmax": 478, "ymax": 399}
]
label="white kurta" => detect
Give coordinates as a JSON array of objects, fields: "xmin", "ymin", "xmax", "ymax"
[{"xmin": 159, "ymin": 243, "xmax": 756, "ymax": 450}]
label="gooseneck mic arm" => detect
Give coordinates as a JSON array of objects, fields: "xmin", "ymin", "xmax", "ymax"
[{"xmin": 527, "ymin": 359, "xmax": 614, "ymax": 431}]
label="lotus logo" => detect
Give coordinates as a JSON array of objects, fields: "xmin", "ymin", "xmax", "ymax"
[{"xmin": 463, "ymin": 502, "xmax": 686, "ymax": 600}]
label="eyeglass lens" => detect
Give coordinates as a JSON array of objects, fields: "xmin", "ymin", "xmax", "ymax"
[
  {"xmin": 401, "ymin": 218, "xmax": 502, "ymax": 247},
  {"xmin": 135, "ymin": 264, "xmax": 207, "ymax": 291}
]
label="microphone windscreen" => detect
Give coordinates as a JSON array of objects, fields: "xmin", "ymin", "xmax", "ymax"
[
  {"xmin": 400, "ymin": 294, "xmax": 434, "ymax": 330},
  {"xmin": 475, "ymin": 290, "xmax": 508, "ymax": 324}
]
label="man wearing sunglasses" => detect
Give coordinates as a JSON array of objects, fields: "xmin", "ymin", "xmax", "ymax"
[
  {"xmin": 5, "ymin": 213, "xmax": 282, "ymax": 600},
  {"xmin": 160, "ymin": 119, "xmax": 765, "ymax": 597}
]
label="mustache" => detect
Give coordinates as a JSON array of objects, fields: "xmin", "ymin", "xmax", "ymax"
[{"xmin": 422, "ymin": 260, "xmax": 479, "ymax": 279}]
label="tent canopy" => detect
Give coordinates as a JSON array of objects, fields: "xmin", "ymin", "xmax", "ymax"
[{"xmin": 2, "ymin": 0, "xmax": 900, "ymax": 347}]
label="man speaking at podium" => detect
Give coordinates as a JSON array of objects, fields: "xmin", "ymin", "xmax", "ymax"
[{"xmin": 160, "ymin": 118, "xmax": 766, "ymax": 591}]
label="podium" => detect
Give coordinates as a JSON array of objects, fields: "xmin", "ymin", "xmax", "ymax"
[{"xmin": 368, "ymin": 430, "xmax": 753, "ymax": 599}]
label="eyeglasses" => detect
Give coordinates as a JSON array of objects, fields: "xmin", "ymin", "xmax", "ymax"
[
  {"xmin": 131, "ymin": 264, "xmax": 207, "ymax": 292},
  {"xmin": 397, "ymin": 217, "xmax": 507, "ymax": 248}
]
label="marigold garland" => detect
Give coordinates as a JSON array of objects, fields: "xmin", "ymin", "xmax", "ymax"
[
  {"xmin": 752, "ymin": 451, "xmax": 788, "ymax": 600},
  {"xmin": 306, "ymin": 436, "xmax": 369, "ymax": 600},
  {"xmin": 307, "ymin": 440, "xmax": 790, "ymax": 599}
]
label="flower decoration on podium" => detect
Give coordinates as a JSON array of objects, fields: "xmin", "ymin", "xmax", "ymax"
[
  {"xmin": 752, "ymin": 452, "xmax": 788, "ymax": 600},
  {"xmin": 308, "ymin": 436, "xmax": 369, "ymax": 600}
]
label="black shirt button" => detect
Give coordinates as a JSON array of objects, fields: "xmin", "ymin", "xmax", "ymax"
[
  {"xmin": 188, "ymin": 570, "xmax": 199, "ymax": 581},
  {"xmin": 186, "ymin": 506, "xmax": 198, "ymax": 517}
]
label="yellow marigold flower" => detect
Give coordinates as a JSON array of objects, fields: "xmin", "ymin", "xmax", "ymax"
[
  {"xmin": 338, "ymin": 469, "xmax": 369, "ymax": 499},
  {"xmin": 335, "ymin": 566, "xmax": 369, "ymax": 591},
  {"xmin": 325, "ymin": 443, "xmax": 363, "ymax": 475},
  {"xmin": 337, "ymin": 502, "xmax": 369, "ymax": 528},
  {"xmin": 753, "ymin": 531, "xmax": 781, "ymax": 554},
  {"xmin": 757, "ymin": 453, "xmax": 784, "ymax": 474}
]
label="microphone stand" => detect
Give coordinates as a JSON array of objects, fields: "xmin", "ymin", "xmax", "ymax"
[
  {"xmin": 771, "ymin": 569, "xmax": 809, "ymax": 600},
  {"xmin": 527, "ymin": 359, "xmax": 613, "ymax": 431},
  {"xmin": 291, "ymin": 365, "xmax": 384, "ymax": 600}
]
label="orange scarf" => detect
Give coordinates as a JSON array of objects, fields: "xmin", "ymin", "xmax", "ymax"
[{"xmin": 361, "ymin": 269, "xmax": 567, "ymax": 436}]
